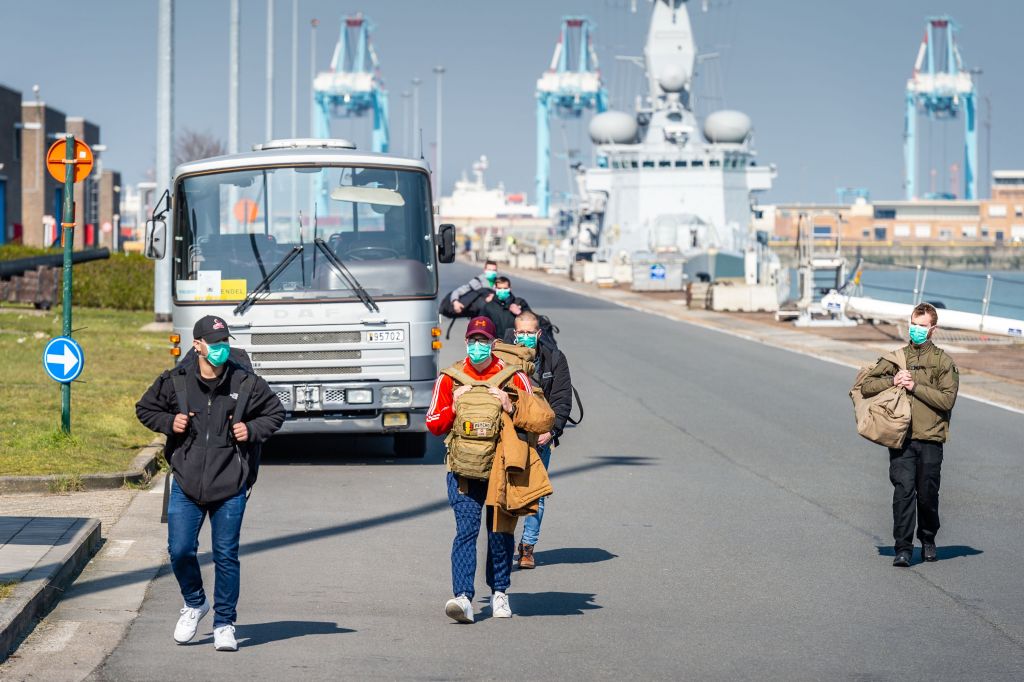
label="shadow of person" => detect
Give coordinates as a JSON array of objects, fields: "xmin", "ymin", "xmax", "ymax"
[
  {"xmin": 192, "ymin": 621, "xmax": 355, "ymax": 647},
  {"xmin": 503, "ymin": 592, "xmax": 601, "ymax": 617},
  {"xmin": 530, "ymin": 547, "xmax": 617, "ymax": 566},
  {"xmin": 876, "ymin": 545, "xmax": 983, "ymax": 561}
]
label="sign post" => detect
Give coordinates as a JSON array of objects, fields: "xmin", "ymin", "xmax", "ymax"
[{"xmin": 45, "ymin": 135, "xmax": 93, "ymax": 434}]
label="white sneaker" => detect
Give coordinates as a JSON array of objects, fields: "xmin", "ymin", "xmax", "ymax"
[
  {"xmin": 444, "ymin": 594, "xmax": 474, "ymax": 623},
  {"xmin": 214, "ymin": 624, "xmax": 238, "ymax": 651},
  {"xmin": 491, "ymin": 591, "xmax": 512, "ymax": 618},
  {"xmin": 173, "ymin": 600, "xmax": 210, "ymax": 643}
]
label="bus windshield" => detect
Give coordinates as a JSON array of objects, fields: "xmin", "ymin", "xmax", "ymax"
[{"xmin": 172, "ymin": 165, "xmax": 436, "ymax": 303}]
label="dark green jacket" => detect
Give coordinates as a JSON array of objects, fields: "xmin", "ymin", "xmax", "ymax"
[{"xmin": 861, "ymin": 341, "xmax": 959, "ymax": 443}]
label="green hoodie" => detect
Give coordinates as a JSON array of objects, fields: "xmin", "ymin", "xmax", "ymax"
[{"xmin": 861, "ymin": 340, "xmax": 959, "ymax": 444}]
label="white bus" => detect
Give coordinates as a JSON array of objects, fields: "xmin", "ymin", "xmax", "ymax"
[{"xmin": 144, "ymin": 139, "xmax": 455, "ymax": 456}]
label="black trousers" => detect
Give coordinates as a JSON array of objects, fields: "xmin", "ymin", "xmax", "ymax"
[{"xmin": 888, "ymin": 439, "xmax": 943, "ymax": 552}]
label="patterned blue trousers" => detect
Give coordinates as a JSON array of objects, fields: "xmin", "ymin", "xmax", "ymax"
[{"xmin": 446, "ymin": 472, "xmax": 513, "ymax": 600}]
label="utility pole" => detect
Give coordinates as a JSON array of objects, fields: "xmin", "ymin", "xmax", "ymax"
[
  {"xmin": 310, "ymin": 18, "xmax": 319, "ymax": 136},
  {"xmin": 154, "ymin": 0, "xmax": 174, "ymax": 321},
  {"xmin": 401, "ymin": 91, "xmax": 411, "ymax": 156},
  {"xmin": 433, "ymin": 65, "xmax": 445, "ymax": 201},
  {"xmin": 265, "ymin": 0, "xmax": 274, "ymax": 141},
  {"xmin": 229, "ymin": 0, "xmax": 240, "ymax": 155},
  {"xmin": 411, "ymin": 77, "xmax": 421, "ymax": 156},
  {"xmin": 290, "ymin": 0, "xmax": 298, "ymax": 219}
]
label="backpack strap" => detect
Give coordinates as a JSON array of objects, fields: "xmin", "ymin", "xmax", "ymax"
[
  {"xmin": 441, "ymin": 366, "xmax": 488, "ymax": 387},
  {"xmin": 232, "ymin": 372, "xmax": 255, "ymax": 425},
  {"xmin": 170, "ymin": 373, "xmax": 188, "ymax": 414},
  {"xmin": 485, "ymin": 365, "xmax": 521, "ymax": 390},
  {"xmin": 567, "ymin": 384, "xmax": 584, "ymax": 425}
]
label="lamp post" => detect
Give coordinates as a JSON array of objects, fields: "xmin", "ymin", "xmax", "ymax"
[
  {"xmin": 411, "ymin": 77, "xmax": 422, "ymax": 156},
  {"xmin": 433, "ymin": 66, "xmax": 445, "ymax": 201},
  {"xmin": 401, "ymin": 91, "xmax": 411, "ymax": 156}
]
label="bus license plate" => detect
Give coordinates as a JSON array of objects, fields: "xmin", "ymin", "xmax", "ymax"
[{"xmin": 367, "ymin": 330, "xmax": 404, "ymax": 343}]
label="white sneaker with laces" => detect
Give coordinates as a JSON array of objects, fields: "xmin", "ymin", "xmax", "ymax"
[
  {"xmin": 173, "ymin": 600, "xmax": 210, "ymax": 643},
  {"xmin": 214, "ymin": 624, "xmax": 238, "ymax": 651},
  {"xmin": 444, "ymin": 594, "xmax": 474, "ymax": 623},
  {"xmin": 491, "ymin": 591, "xmax": 512, "ymax": 618}
]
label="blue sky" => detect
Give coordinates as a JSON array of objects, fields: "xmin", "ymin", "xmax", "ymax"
[{"xmin": 1, "ymin": 0, "xmax": 1019, "ymax": 205}]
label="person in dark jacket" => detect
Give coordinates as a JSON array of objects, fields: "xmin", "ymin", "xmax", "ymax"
[
  {"xmin": 481, "ymin": 276, "xmax": 531, "ymax": 340},
  {"xmin": 136, "ymin": 315, "xmax": 283, "ymax": 651},
  {"xmin": 507, "ymin": 311, "xmax": 572, "ymax": 569}
]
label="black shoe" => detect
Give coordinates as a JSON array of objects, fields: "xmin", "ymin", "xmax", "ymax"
[
  {"xmin": 893, "ymin": 550, "xmax": 912, "ymax": 567},
  {"xmin": 922, "ymin": 544, "xmax": 937, "ymax": 562}
]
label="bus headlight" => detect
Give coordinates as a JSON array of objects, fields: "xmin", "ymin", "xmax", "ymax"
[
  {"xmin": 381, "ymin": 386, "xmax": 413, "ymax": 407},
  {"xmin": 346, "ymin": 389, "xmax": 373, "ymax": 404}
]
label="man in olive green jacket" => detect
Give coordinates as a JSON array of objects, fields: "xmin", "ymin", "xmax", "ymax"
[{"xmin": 862, "ymin": 303, "xmax": 959, "ymax": 567}]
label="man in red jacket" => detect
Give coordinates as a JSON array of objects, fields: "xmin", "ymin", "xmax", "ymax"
[{"xmin": 427, "ymin": 316, "xmax": 532, "ymax": 623}]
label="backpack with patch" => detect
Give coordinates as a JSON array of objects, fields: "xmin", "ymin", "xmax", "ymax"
[
  {"xmin": 850, "ymin": 349, "xmax": 911, "ymax": 448},
  {"xmin": 439, "ymin": 363, "xmax": 519, "ymax": 480}
]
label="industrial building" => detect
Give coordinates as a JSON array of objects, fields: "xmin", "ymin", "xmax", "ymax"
[{"xmin": 0, "ymin": 84, "xmax": 120, "ymax": 249}]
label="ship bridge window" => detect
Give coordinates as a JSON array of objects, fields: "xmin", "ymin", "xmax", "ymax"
[
  {"xmin": 710, "ymin": 159, "xmax": 721, "ymax": 167},
  {"xmin": 642, "ymin": 160, "xmax": 655, "ymax": 168},
  {"xmin": 692, "ymin": 160, "xmax": 704, "ymax": 167},
  {"xmin": 659, "ymin": 160, "xmax": 671, "ymax": 168},
  {"xmin": 675, "ymin": 160, "xmax": 687, "ymax": 168},
  {"xmin": 631, "ymin": 161, "xmax": 638, "ymax": 169},
  {"xmin": 611, "ymin": 161, "xmax": 621, "ymax": 169}
]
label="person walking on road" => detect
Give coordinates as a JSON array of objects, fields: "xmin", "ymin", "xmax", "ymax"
[
  {"xmin": 861, "ymin": 303, "xmax": 959, "ymax": 568},
  {"xmin": 136, "ymin": 316, "xmax": 284, "ymax": 650},
  {"xmin": 427, "ymin": 316, "xmax": 538, "ymax": 623},
  {"xmin": 508, "ymin": 311, "xmax": 573, "ymax": 570},
  {"xmin": 448, "ymin": 260, "xmax": 499, "ymax": 315},
  {"xmin": 480, "ymin": 276, "xmax": 531, "ymax": 340}
]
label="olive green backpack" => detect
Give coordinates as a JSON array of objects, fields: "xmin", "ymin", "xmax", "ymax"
[{"xmin": 440, "ymin": 363, "xmax": 519, "ymax": 479}]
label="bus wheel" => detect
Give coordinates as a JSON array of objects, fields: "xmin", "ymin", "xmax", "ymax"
[{"xmin": 393, "ymin": 432, "xmax": 427, "ymax": 458}]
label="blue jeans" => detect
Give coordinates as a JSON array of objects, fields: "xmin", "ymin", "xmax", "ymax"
[
  {"xmin": 520, "ymin": 444, "xmax": 552, "ymax": 547},
  {"xmin": 167, "ymin": 478, "xmax": 247, "ymax": 628},
  {"xmin": 447, "ymin": 472, "xmax": 513, "ymax": 600}
]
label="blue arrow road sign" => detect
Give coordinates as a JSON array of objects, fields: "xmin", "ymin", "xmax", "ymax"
[{"xmin": 43, "ymin": 336, "xmax": 84, "ymax": 384}]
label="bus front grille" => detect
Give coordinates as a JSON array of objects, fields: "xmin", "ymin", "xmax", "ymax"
[
  {"xmin": 251, "ymin": 331, "xmax": 361, "ymax": 345},
  {"xmin": 252, "ymin": 350, "xmax": 362, "ymax": 361},
  {"xmin": 259, "ymin": 366, "xmax": 362, "ymax": 377}
]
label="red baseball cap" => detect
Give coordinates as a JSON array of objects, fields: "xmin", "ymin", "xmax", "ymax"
[{"xmin": 465, "ymin": 316, "xmax": 496, "ymax": 341}]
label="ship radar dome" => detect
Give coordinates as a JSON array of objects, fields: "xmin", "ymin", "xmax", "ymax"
[
  {"xmin": 702, "ymin": 110, "xmax": 752, "ymax": 144},
  {"xmin": 589, "ymin": 111, "xmax": 638, "ymax": 145},
  {"xmin": 657, "ymin": 65, "xmax": 688, "ymax": 93}
]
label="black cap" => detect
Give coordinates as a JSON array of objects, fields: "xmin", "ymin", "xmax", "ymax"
[{"xmin": 192, "ymin": 315, "xmax": 233, "ymax": 343}]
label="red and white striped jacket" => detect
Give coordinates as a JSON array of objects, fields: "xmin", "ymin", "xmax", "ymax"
[{"xmin": 426, "ymin": 357, "xmax": 533, "ymax": 436}]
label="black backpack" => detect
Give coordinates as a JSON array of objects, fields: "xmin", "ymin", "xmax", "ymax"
[
  {"xmin": 160, "ymin": 348, "xmax": 263, "ymax": 523},
  {"xmin": 438, "ymin": 287, "xmax": 492, "ymax": 339}
]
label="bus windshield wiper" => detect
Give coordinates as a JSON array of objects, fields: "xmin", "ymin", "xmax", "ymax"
[
  {"xmin": 233, "ymin": 245, "xmax": 304, "ymax": 316},
  {"xmin": 313, "ymin": 238, "xmax": 380, "ymax": 313}
]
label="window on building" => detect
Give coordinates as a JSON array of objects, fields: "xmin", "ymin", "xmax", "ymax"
[
  {"xmin": 861, "ymin": 229, "xmax": 871, "ymax": 238},
  {"xmin": 874, "ymin": 227, "xmax": 887, "ymax": 241},
  {"xmin": 894, "ymin": 224, "xmax": 911, "ymax": 237},
  {"xmin": 962, "ymin": 225, "xmax": 977, "ymax": 238},
  {"xmin": 988, "ymin": 204, "xmax": 1007, "ymax": 217},
  {"xmin": 874, "ymin": 208, "xmax": 896, "ymax": 219},
  {"xmin": 659, "ymin": 160, "xmax": 671, "ymax": 168},
  {"xmin": 642, "ymin": 160, "xmax": 654, "ymax": 168},
  {"xmin": 938, "ymin": 228, "xmax": 952, "ymax": 240},
  {"xmin": 981, "ymin": 226, "xmax": 990, "ymax": 238},
  {"xmin": 692, "ymin": 160, "xmax": 704, "ymax": 167},
  {"xmin": 1016, "ymin": 205, "xmax": 1023, "ymax": 217},
  {"xmin": 12, "ymin": 126, "xmax": 20, "ymax": 161},
  {"xmin": 709, "ymin": 159, "xmax": 720, "ymax": 167},
  {"xmin": 915, "ymin": 224, "xmax": 930, "ymax": 238},
  {"xmin": 813, "ymin": 225, "xmax": 832, "ymax": 239},
  {"xmin": 674, "ymin": 160, "xmax": 687, "ymax": 168},
  {"xmin": 1011, "ymin": 225, "xmax": 1024, "ymax": 240}
]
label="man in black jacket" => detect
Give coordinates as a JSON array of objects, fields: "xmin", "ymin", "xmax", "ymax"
[
  {"xmin": 507, "ymin": 311, "xmax": 571, "ymax": 570},
  {"xmin": 136, "ymin": 315, "xmax": 283, "ymax": 651},
  {"xmin": 481, "ymin": 276, "xmax": 531, "ymax": 340}
]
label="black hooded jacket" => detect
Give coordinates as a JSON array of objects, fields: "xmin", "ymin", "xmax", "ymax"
[
  {"xmin": 501, "ymin": 330, "xmax": 572, "ymax": 442},
  {"xmin": 481, "ymin": 294, "xmax": 531, "ymax": 340},
  {"xmin": 136, "ymin": 360, "xmax": 284, "ymax": 504}
]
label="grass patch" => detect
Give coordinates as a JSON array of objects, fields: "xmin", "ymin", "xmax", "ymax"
[
  {"xmin": 0, "ymin": 580, "xmax": 18, "ymax": 600},
  {"xmin": 0, "ymin": 306, "xmax": 172, "ymax": 476},
  {"xmin": 48, "ymin": 473, "xmax": 85, "ymax": 494}
]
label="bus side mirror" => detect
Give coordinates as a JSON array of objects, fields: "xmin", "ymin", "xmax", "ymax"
[
  {"xmin": 144, "ymin": 219, "xmax": 167, "ymax": 260},
  {"xmin": 437, "ymin": 223, "xmax": 456, "ymax": 264}
]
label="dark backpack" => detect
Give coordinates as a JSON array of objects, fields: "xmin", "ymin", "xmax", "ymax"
[
  {"xmin": 438, "ymin": 287, "xmax": 492, "ymax": 339},
  {"xmin": 160, "ymin": 350, "xmax": 262, "ymax": 522}
]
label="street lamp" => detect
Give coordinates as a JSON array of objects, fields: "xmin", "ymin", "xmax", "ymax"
[
  {"xmin": 433, "ymin": 65, "xmax": 445, "ymax": 202},
  {"xmin": 401, "ymin": 91, "xmax": 411, "ymax": 156},
  {"xmin": 411, "ymin": 77, "xmax": 422, "ymax": 156}
]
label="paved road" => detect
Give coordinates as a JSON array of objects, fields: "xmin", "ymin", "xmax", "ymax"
[{"xmin": 92, "ymin": 263, "xmax": 1024, "ymax": 680}]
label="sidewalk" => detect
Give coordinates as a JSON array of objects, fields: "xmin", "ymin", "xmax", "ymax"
[
  {"xmin": 501, "ymin": 262, "xmax": 1024, "ymax": 414},
  {"xmin": 0, "ymin": 516, "xmax": 100, "ymax": 662}
]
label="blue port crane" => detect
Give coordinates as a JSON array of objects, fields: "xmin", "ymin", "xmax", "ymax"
[
  {"xmin": 904, "ymin": 15, "xmax": 977, "ymax": 200},
  {"xmin": 313, "ymin": 13, "xmax": 389, "ymax": 153},
  {"xmin": 535, "ymin": 16, "xmax": 608, "ymax": 218}
]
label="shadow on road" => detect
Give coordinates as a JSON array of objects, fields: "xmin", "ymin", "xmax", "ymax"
[
  {"xmin": 507, "ymin": 592, "xmax": 601, "ymax": 617},
  {"xmin": 261, "ymin": 433, "xmax": 446, "ymax": 467},
  {"xmin": 876, "ymin": 545, "xmax": 983, "ymax": 561},
  {"xmin": 188, "ymin": 620, "xmax": 355, "ymax": 647},
  {"xmin": 531, "ymin": 547, "xmax": 618, "ymax": 566}
]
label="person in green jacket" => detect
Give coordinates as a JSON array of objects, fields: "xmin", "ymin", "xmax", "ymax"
[{"xmin": 861, "ymin": 302, "xmax": 959, "ymax": 568}]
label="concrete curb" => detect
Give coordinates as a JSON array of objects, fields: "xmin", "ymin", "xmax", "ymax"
[
  {"xmin": 0, "ymin": 517, "xmax": 101, "ymax": 662},
  {"xmin": 0, "ymin": 439, "xmax": 164, "ymax": 495}
]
